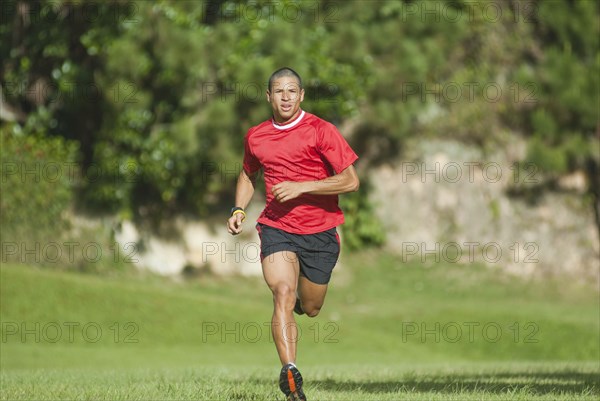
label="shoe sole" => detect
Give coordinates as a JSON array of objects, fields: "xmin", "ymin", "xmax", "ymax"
[
  {"xmin": 280, "ymin": 366, "xmax": 306, "ymax": 401},
  {"xmin": 287, "ymin": 390, "xmax": 306, "ymax": 401}
]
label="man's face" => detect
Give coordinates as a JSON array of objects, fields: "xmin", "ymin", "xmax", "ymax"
[{"xmin": 267, "ymin": 76, "xmax": 305, "ymax": 124}]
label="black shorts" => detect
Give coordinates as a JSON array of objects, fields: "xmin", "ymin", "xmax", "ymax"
[{"xmin": 256, "ymin": 223, "xmax": 341, "ymax": 285}]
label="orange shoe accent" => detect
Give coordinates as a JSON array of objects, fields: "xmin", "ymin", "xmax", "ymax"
[{"xmin": 287, "ymin": 369, "xmax": 296, "ymax": 392}]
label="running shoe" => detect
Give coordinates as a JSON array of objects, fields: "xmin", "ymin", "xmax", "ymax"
[{"xmin": 279, "ymin": 363, "xmax": 306, "ymax": 401}]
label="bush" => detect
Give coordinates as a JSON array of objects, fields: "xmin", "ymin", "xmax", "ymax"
[
  {"xmin": 1, "ymin": 128, "xmax": 134, "ymax": 273},
  {"xmin": 1, "ymin": 127, "xmax": 79, "ymax": 245},
  {"xmin": 340, "ymin": 179, "xmax": 385, "ymax": 251}
]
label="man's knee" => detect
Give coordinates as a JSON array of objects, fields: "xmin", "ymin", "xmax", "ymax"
[
  {"xmin": 272, "ymin": 284, "xmax": 295, "ymax": 307},
  {"xmin": 302, "ymin": 303, "xmax": 322, "ymax": 317}
]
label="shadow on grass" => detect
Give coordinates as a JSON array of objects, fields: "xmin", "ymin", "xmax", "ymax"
[{"xmin": 308, "ymin": 370, "xmax": 600, "ymax": 396}]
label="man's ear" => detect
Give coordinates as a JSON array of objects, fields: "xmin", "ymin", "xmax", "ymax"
[
  {"xmin": 266, "ymin": 90, "xmax": 271, "ymax": 102},
  {"xmin": 300, "ymin": 88, "xmax": 305, "ymax": 102}
]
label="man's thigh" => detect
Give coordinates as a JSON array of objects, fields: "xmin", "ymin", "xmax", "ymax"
[
  {"xmin": 262, "ymin": 250, "xmax": 300, "ymax": 292},
  {"xmin": 297, "ymin": 276, "xmax": 328, "ymax": 310}
]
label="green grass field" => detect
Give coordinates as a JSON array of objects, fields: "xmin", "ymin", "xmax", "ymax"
[{"xmin": 1, "ymin": 251, "xmax": 599, "ymax": 400}]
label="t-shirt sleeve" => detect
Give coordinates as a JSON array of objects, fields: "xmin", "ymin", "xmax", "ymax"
[
  {"xmin": 317, "ymin": 122, "xmax": 359, "ymax": 174},
  {"xmin": 243, "ymin": 130, "xmax": 261, "ymax": 175}
]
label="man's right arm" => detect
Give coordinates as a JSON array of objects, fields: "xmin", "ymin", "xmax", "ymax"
[{"xmin": 227, "ymin": 169, "xmax": 257, "ymax": 235}]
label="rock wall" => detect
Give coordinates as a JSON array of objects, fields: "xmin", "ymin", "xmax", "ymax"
[
  {"xmin": 113, "ymin": 202, "xmax": 266, "ymax": 277},
  {"xmin": 368, "ymin": 139, "xmax": 599, "ymax": 280},
  {"xmin": 106, "ymin": 138, "xmax": 598, "ymax": 281}
]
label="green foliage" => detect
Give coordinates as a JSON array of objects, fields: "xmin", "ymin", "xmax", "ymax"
[
  {"xmin": 0, "ymin": 127, "xmax": 78, "ymax": 244},
  {"xmin": 526, "ymin": 135, "xmax": 568, "ymax": 174},
  {"xmin": 0, "ymin": 129, "xmax": 129, "ymax": 273},
  {"xmin": 1, "ymin": 0, "xmax": 599, "ymax": 252},
  {"xmin": 521, "ymin": 0, "xmax": 599, "ymax": 173},
  {"xmin": 340, "ymin": 180, "xmax": 385, "ymax": 251}
]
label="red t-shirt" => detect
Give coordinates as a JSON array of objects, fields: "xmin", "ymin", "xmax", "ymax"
[{"xmin": 243, "ymin": 110, "xmax": 358, "ymax": 234}]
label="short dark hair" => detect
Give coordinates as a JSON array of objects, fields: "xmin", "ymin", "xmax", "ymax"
[{"xmin": 268, "ymin": 67, "xmax": 302, "ymax": 92}]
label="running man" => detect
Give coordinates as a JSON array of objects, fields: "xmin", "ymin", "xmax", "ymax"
[{"xmin": 227, "ymin": 67, "xmax": 359, "ymax": 401}]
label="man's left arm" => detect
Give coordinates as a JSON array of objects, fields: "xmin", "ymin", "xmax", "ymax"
[{"xmin": 271, "ymin": 165, "xmax": 359, "ymax": 203}]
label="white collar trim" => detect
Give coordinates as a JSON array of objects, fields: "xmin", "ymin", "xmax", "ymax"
[{"xmin": 272, "ymin": 110, "xmax": 305, "ymax": 130}]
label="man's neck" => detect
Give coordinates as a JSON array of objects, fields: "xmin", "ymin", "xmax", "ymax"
[
  {"xmin": 273, "ymin": 109, "xmax": 303, "ymax": 126},
  {"xmin": 272, "ymin": 110, "xmax": 305, "ymax": 130}
]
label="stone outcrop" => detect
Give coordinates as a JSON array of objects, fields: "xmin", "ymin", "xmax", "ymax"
[{"xmin": 368, "ymin": 139, "xmax": 599, "ymax": 280}]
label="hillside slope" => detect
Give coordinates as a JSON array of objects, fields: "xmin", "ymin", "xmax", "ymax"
[{"xmin": 1, "ymin": 254, "xmax": 598, "ymax": 370}]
